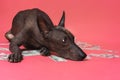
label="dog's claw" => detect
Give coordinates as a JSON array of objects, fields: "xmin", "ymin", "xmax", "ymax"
[
  {"xmin": 40, "ymin": 47, "xmax": 50, "ymax": 56},
  {"xmin": 8, "ymin": 53, "xmax": 23, "ymax": 63}
]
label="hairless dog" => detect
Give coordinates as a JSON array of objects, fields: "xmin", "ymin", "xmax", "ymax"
[{"xmin": 5, "ymin": 8, "xmax": 87, "ymax": 63}]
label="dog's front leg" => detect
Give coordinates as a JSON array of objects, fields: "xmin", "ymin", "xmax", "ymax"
[
  {"xmin": 40, "ymin": 47, "xmax": 51, "ymax": 56},
  {"xmin": 8, "ymin": 37, "xmax": 23, "ymax": 63}
]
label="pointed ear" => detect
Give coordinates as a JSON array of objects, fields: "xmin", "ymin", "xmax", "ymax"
[
  {"xmin": 58, "ymin": 11, "xmax": 65, "ymax": 27},
  {"xmin": 37, "ymin": 16, "xmax": 50, "ymax": 36}
]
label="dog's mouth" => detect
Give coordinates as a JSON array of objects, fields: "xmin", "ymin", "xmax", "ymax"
[
  {"xmin": 70, "ymin": 55, "xmax": 87, "ymax": 61},
  {"xmin": 65, "ymin": 55, "xmax": 87, "ymax": 61},
  {"xmin": 56, "ymin": 52, "xmax": 87, "ymax": 61}
]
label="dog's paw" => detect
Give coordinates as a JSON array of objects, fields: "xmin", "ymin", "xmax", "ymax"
[
  {"xmin": 40, "ymin": 47, "xmax": 50, "ymax": 56},
  {"xmin": 8, "ymin": 53, "xmax": 23, "ymax": 63}
]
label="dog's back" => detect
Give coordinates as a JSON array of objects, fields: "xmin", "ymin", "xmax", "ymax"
[{"xmin": 11, "ymin": 8, "xmax": 53, "ymax": 35}]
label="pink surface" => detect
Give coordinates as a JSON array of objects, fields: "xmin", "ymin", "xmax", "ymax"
[
  {"xmin": 0, "ymin": 0, "xmax": 120, "ymax": 80},
  {"xmin": 0, "ymin": 57, "xmax": 120, "ymax": 80}
]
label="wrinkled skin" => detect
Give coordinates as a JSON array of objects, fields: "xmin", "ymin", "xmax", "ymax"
[{"xmin": 5, "ymin": 8, "xmax": 87, "ymax": 63}]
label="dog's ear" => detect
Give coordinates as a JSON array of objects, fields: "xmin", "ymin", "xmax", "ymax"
[
  {"xmin": 37, "ymin": 16, "xmax": 50, "ymax": 36},
  {"xmin": 58, "ymin": 11, "xmax": 65, "ymax": 27}
]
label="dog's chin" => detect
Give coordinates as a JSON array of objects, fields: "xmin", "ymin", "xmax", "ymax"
[
  {"xmin": 57, "ymin": 53, "xmax": 86, "ymax": 61},
  {"xmin": 69, "ymin": 57, "xmax": 85, "ymax": 61},
  {"xmin": 62, "ymin": 56, "xmax": 86, "ymax": 61}
]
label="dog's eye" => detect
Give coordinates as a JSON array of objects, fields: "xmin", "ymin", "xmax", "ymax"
[{"xmin": 62, "ymin": 37, "xmax": 67, "ymax": 43}]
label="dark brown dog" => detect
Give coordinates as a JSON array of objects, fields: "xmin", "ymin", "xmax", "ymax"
[{"xmin": 5, "ymin": 8, "xmax": 87, "ymax": 63}]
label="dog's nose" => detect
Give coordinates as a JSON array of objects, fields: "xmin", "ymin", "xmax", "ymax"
[{"xmin": 79, "ymin": 53, "xmax": 87, "ymax": 61}]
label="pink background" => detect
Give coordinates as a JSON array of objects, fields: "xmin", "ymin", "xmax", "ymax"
[
  {"xmin": 0, "ymin": 0, "xmax": 120, "ymax": 51},
  {"xmin": 0, "ymin": 0, "xmax": 120, "ymax": 80}
]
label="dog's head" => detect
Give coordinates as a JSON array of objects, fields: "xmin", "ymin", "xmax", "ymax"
[{"xmin": 39, "ymin": 12, "xmax": 87, "ymax": 61}]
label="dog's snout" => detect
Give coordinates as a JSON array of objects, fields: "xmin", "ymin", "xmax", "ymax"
[
  {"xmin": 69, "ymin": 44, "xmax": 87, "ymax": 61},
  {"xmin": 70, "ymin": 52, "xmax": 86, "ymax": 61}
]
